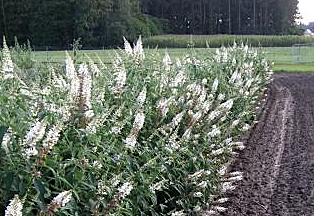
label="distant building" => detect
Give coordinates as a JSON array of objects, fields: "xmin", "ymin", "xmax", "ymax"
[{"xmin": 304, "ymin": 29, "xmax": 314, "ymax": 36}]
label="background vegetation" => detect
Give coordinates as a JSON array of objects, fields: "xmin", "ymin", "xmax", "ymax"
[{"xmin": 0, "ymin": 0, "xmax": 303, "ymax": 48}]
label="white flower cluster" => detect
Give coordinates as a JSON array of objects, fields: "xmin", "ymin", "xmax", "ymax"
[
  {"xmin": 42, "ymin": 124, "xmax": 62, "ymax": 152},
  {"xmin": 171, "ymin": 210, "xmax": 186, "ymax": 216},
  {"xmin": 5, "ymin": 195, "xmax": 23, "ymax": 216},
  {"xmin": 85, "ymin": 110, "xmax": 111, "ymax": 135},
  {"xmin": 22, "ymin": 119, "xmax": 47, "ymax": 159},
  {"xmin": 1, "ymin": 127, "xmax": 13, "ymax": 154},
  {"xmin": 78, "ymin": 63, "xmax": 92, "ymax": 112},
  {"xmin": 1, "ymin": 37, "xmax": 14, "ymax": 80},
  {"xmin": 112, "ymin": 55, "xmax": 127, "ymax": 95},
  {"xmin": 97, "ymin": 180, "xmax": 110, "ymax": 196},
  {"xmin": 118, "ymin": 182, "xmax": 133, "ymax": 199},
  {"xmin": 163, "ymin": 51, "xmax": 172, "ymax": 71},
  {"xmin": 123, "ymin": 36, "xmax": 145, "ymax": 60},
  {"xmin": 49, "ymin": 190, "xmax": 72, "ymax": 211},
  {"xmin": 149, "ymin": 179, "xmax": 167, "ymax": 193},
  {"xmin": 136, "ymin": 86, "xmax": 147, "ymax": 107},
  {"xmin": 124, "ymin": 111, "xmax": 145, "ymax": 149},
  {"xmin": 65, "ymin": 52, "xmax": 80, "ymax": 104}
]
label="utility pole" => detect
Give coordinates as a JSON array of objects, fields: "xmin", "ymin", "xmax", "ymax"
[
  {"xmin": 228, "ymin": 0, "xmax": 231, "ymax": 34},
  {"xmin": 253, "ymin": 0, "xmax": 256, "ymax": 33},
  {"xmin": 238, "ymin": 0, "xmax": 241, "ymax": 33},
  {"xmin": 1, "ymin": 0, "xmax": 7, "ymax": 37}
]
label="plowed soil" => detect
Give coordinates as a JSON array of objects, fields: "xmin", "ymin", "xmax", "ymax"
[{"xmin": 222, "ymin": 73, "xmax": 314, "ymax": 216}]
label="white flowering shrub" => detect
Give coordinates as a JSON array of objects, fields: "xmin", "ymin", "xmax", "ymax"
[{"xmin": 0, "ymin": 36, "xmax": 272, "ymax": 215}]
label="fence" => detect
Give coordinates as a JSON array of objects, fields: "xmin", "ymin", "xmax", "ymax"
[{"xmin": 291, "ymin": 43, "xmax": 314, "ymax": 64}]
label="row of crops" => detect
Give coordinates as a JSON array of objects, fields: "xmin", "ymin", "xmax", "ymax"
[
  {"xmin": 144, "ymin": 34, "xmax": 314, "ymax": 48},
  {"xmin": 0, "ymin": 37, "xmax": 272, "ymax": 215}
]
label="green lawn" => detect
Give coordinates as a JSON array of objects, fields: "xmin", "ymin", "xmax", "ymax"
[{"xmin": 33, "ymin": 47, "xmax": 314, "ymax": 73}]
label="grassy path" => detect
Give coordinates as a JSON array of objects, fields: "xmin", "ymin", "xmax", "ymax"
[{"xmin": 33, "ymin": 47, "xmax": 314, "ymax": 73}]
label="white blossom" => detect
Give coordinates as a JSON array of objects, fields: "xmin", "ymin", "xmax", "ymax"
[
  {"xmin": 215, "ymin": 198, "xmax": 229, "ymax": 203},
  {"xmin": 228, "ymin": 141, "xmax": 245, "ymax": 150},
  {"xmin": 133, "ymin": 36, "xmax": 144, "ymax": 59},
  {"xmin": 220, "ymin": 99, "xmax": 233, "ymax": 110},
  {"xmin": 110, "ymin": 126, "xmax": 122, "ymax": 135},
  {"xmin": 217, "ymin": 93, "xmax": 225, "ymax": 101},
  {"xmin": 194, "ymin": 205, "xmax": 201, "ymax": 212},
  {"xmin": 171, "ymin": 70, "xmax": 186, "ymax": 87},
  {"xmin": 84, "ymin": 110, "xmax": 95, "ymax": 119},
  {"xmin": 97, "ymin": 180, "xmax": 110, "ymax": 196},
  {"xmin": 171, "ymin": 210, "xmax": 186, "ymax": 216},
  {"xmin": 65, "ymin": 52, "xmax": 80, "ymax": 103},
  {"xmin": 163, "ymin": 51, "xmax": 172, "ymax": 71},
  {"xmin": 85, "ymin": 111, "xmax": 111, "ymax": 135},
  {"xmin": 208, "ymin": 125, "xmax": 221, "ymax": 137},
  {"xmin": 51, "ymin": 68, "xmax": 67, "ymax": 89},
  {"xmin": 241, "ymin": 124, "xmax": 250, "ymax": 131},
  {"xmin": 92, "ymin": 160, "xmax": 103, "ymax": 169},
  {"xmin": 118, "ymin": 182, "xmax": 133, "ymax": 199},
  {"xmin": 88, "ymin": 58, "xmax": 101, "ymax": 77},
  {"xmin": 211, "ymin": 148, "xmax": 225, "ymax": 156},
  {"xmin": 222, "ymin": 182, "xmax": 236, "ymax": 193},
  {"xmin": 167, "ymin": 133, "xmax": 180, "ymax": 152},
  {"xmin": 229, "ymin": 171, "xmax": 243, "ymax": 177},
  {"xmin": 112, "ymin": 55, "xmax": 127, "ymax": 94},
  {"xmin": 136, "ymin": 87, "xmax": 147, "ymax": 106},
  {"xmin": 23, "ymin": 120, "xmax": 47, "ymax": 158},
  {"xmin": 157, "ymin": 98, "xmax": 170, "ymax": 117},
  {"xmin": 211, "ymin": 78, "xmax": 219, "ymax": 93},
  {"xmin": 133, "ymin": 112, "xmax": 145, "ymax": 131},
  {"xmin": 225, "ymin": 137, "xmax": 233, "ymax": 144},
  {"xmin": 197, "ymin": 181, "xmax": 208, "ymax": 188},
  {"xmin": 193, "ymin": 192, "xmax": 203, "ymax": 197},
  {"xmin": 188, "ymin": 169, "xmax": 205, "ymax": 180},
  {"xmin": 124, "ymin": 135, "xmax": 137, "ymax": 149},
  {"xmin": 150, "ymin": 180, "xmax": 167, "ymax": 193},
  {"xmin": 218, "ymin": 165, "xmax": 228, "ymax": 176},
  {"xmin": 78, "ymin": 63, "xmax": 92, "ymax": 110},
  {"xmin": 5, "ymin": 195, "xmax": 23, "ymax": 216},
  {"xmin": 182, "ymin": 128, "xmax": 192, "ymax": 140},
  {"xmin": 231, "ymin": 119, "xmax": 240, "ymax": 127},
  {"xmin": 171, "ymin": 111, "xmax": 185, "ymax": 127},
  {"xmin": 212, "ymin": 206, "xmax": 227, "ymax": 212},
  {"xmin": 200, "ymin": 100, "xmax": 212, "ymax": 113},
  {"xmin": 1, "ymin": 127, "xmax": 13, "ymax": 154},
  {"xmin": 227, "ymin": 175, "xmax": 243, "ymax": 182},
  {"xmin": 124, "ymin": 111, "xmax": 145, "ymax": 149},
  {"xmin": 229, "ymin": 70, "xmax": 238, "ymax": 84},
  {"xmin": 123, "ymin": 37, "xmax": 133, "ymax": 55},
  {"xmin": 50, "ymin": 190, "xmax": 72, "ymax": 210},
  {"xmin": 208, "ymin": 110, "xmax": 221, "ymax": 121},
  {"xmin": 42, "ymin": 124, "xmax": 62, "ymax": 152},
  {"xmin": 1, "ymin": 37, "xmax": 14, "ymax": 79}
]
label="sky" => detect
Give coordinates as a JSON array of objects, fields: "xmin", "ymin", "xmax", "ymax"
[{"xmin": 297, "ymin": 0, "xmax": 315, "ymax": 24}]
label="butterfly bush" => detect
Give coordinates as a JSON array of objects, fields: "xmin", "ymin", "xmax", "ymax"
[{"xmin": 0, "ymin": 36, "xmax": 272, "ymax": 215}]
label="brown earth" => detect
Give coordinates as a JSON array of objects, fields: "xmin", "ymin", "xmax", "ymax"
[{"xmin": 221, "ymin": 73, "xmax": 314, "ymax": 216}]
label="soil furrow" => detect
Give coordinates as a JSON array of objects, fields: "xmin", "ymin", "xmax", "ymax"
[{"xmin": 221, "ymin": 73, "xmax": 314, "ymax": 216}]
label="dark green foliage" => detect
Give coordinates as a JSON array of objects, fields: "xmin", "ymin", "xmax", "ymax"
[{"xmin": 0, "ymin": 0, "xmax": 301, "ymax": 48}]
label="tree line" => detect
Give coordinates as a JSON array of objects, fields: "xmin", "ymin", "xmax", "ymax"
[{"xmin": 0, "ymin": 0, "xmax": 300, "ymax": 49}]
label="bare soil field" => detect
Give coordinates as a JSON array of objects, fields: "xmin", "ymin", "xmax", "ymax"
[{"xmin": 222, "ymin": 73, "xmax": 314, "ymax": 216}]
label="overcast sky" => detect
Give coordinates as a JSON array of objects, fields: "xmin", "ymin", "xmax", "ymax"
[{"xmin": 298, "ymin": 0, "xmax": 315, "ymax": 24}]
